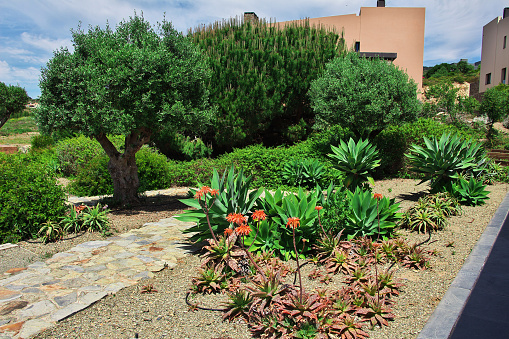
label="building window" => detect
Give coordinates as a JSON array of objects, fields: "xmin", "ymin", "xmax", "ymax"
[
  {"xmin": 502, "ymin": 68, "xmax": 507, "ymax": 84},
  {"xmin": 504, "ymin": 36, "xmax": 507, "ymax": 49},
  {"xmin": 355, "ymin": 41, "xmax": 360, "ymax": 52},
  {"xmin": 486, "ymin": 73, "xmax": 492, "ymax": 85}
]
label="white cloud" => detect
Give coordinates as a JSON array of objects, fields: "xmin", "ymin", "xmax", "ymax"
[
  {"xmin": 20, "ymin": 32, "xmax": 72, "ymax": 53},
  {"xmin": 0, "ymin": 60, "xmax": 40, "ymax": 86}
]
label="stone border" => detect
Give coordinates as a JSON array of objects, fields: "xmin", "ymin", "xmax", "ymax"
[{"xmin": 417, "ymin": 191, "xmax": 509, "ymax": 339}]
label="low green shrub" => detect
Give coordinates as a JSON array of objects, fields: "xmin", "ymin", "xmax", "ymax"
[
  {"xmin": 31, "ymin": 134, "xmax": 54, "ymax": 149},
  {"xmin": 0, "ymin": 153, "xmax": 67, "ymax": 243},
  {"xmin": 218, "ymin": 144, "xmax": 313, "ymax": 189},
  {"xmin": 69, "ymin": 146, "xmax": 171, "ymax": 197},
  {"xmin": 167, "ymin": 157, "xmax": 221, "ymax": 187},
  {"xmin": 136, "ymin": 147, "xmax": 172, "ymax": 192},
  {"xmin": 54, "ymin": 135, "xmax": 123, "ymax": 177}
]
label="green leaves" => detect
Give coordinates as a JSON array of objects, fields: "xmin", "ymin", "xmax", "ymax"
[
  {"xmin": 451, "ymin": 177, "xmax": 490, "ymax": 206},
  {"xmin": 344, "ymin": 188, "xmax": 401, "ymax": 239},
  {"xmin": 0, "ymin": 82, "xmax": 29, "ymax": 129},
  {"xmin": 282, "ymin": 159, "xmax": 326, "ymax": 189},
  {"xmin": 405, "ymin": 133, "xmax": 487, "ymax": 192},
  {"xmin": 309, "ymin": 52, "xmax": 420, "ymax": 139},
  {"xmin": 177, "ymin": 166, "xmax": 262, "ymax": 242},
  {"xmin": 191, "ymin": 19, "xmax": 344, "ymax": 148},
  {"xmin": 328, "ymin": 138, "xmax": 380, "ymax": 190}
]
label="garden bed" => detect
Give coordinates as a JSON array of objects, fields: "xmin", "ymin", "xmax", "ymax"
[{"xmin": 25, "ymin": 179, "xmax": 509, "ymax": 339}]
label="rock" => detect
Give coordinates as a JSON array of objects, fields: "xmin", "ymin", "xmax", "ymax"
[
  {"xmin": 20, "ymin": 300, "xmax": 56, "ymax": 318},
  {"xmin": 0, "ymin": 300, "xmax": 29, "ymax": 316},
  {"xmin": 54, "ymin": 292, "xmax": 77, "ymax": 307},
  {"xmin": 4, "ymin": 267, "xmax": 27, "ymax": 275},
  {"xmin": 18, "ymin": 318, "xmax": 52, "ymax": 339}
]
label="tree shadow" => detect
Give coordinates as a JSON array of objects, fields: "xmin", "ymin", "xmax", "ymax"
[{"xmin": 397, "ymin": 191, "xmax": 428, "ymax": 202}]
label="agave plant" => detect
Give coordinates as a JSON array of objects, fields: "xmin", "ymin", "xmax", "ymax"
[
  {"xmin": 177, "ymin": 166, "xmax": 263, "ymax": 243},
  {"xmin": 344, "ymin": 188, "xmax": 401, "ymax": 239},
  {"xmin": 328, "ymin": 137, "xmax": 380, "ymax": 190},
  {"xmin": 405, "ymin": 133, "xmax": 487, "ymax": 192},
  {"xmin": 281, "ymin": 158, "xmax": 326, "ymax": 190},
  {"xmin": 451, "ymin": 177, "xmax": 490, "ymax": 206}
]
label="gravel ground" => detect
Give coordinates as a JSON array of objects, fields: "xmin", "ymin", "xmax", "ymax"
[{"xmin": 2, "ymin": 179, "xmax": 508, "ymax": 339}]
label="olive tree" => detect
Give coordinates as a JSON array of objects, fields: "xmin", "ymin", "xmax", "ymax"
[
  {"xmin": 37, "ymin": 15, "xmax": 212, "ymax": 204},
  {"xmin": 0, "ymin": 82, "xmax": 29, "ymax": 129},
  {"xmin": 308, "ymin": 52, "xmax": 420, "ymax": 139},
  {"xmin": 479, "ymin": 86, "xmax": 509, "ymax": 140}
]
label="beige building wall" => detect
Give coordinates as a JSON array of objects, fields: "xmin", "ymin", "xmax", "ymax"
[
  {"xmin": 276, "ymin": 6, "xmax": 425, "ymax": 94},
  {"xmin": 480, "ymin": 14, "xmax": 509, "ymax": 93}
]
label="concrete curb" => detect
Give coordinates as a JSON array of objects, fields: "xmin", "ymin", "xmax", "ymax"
[{"xmin": 417, "ymin": 191, "xmax": 509, "ymax": 339}]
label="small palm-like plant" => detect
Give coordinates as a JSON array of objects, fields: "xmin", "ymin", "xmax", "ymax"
[
  {"xmin": 451, "ymin": 177, "xmax": 490, "ymax": 206},
  {"xmin": 38, "ymin": 220, "xmax": 64, "ymax": 243},
  {"xmin": 356, "ymin": 296, "xmax": 395, "ymax": 328},
  {"xmin": 192, "ymin": 263, "xmax": 227, "ymax": 294},
  {"xmin": 327, "ymin": 314, "xmax": 370, "ymax": 339},
  {"xmin": 280, "ymin": 291, "xmax": 325, "ymax": 323},
  {"xmin": 326, "ymin": 249, "xmax": 355, "ymax": 275},
  {"xmin": 328, "ymin": 137, "xmax": 380, "ymax": 190},
  {"xmin": 81, "ymin": 203, "xmax": 110, "ymax": 235},
  {"xmin": 401, "ymin": 246, "xmax": 430, "ymax": 270},
  {"xmin": 61, "ymin": 205, "xmax": 85, "ymax": 233},
  {"xmin": 222, "ymin": 290, "xmax": 253, "ymax": 321},
  {"xmin": 201, "ymin": 235, "xmax": 244, "ymax": 273},
  {"xmin": 405, "ymin": 133, "xmax": 487, "ymax": 192}
]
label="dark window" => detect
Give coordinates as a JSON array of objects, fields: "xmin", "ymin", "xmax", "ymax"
[
  {"xmin": 504, "ymin": 36, "xmax": 507, "ymax": 49},
  {"xmin": 486, "ymin": 73, "xmax": 492, "ymax": 85},
  {"xmin": 502, "ymin": 68, "xmax": 507, "ymax": 84},
  {"xmin": 355, "ymin": 41, "xmax": 360, "ymax": 52}
]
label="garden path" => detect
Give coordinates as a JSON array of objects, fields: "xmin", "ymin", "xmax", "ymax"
[{"xmin": 0, "ymin": 190, "xmax": 197, "ymax": 339}]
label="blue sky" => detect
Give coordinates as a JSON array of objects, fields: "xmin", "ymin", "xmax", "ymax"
[{"xmin": 0, "ymin": 0, "xmax": 507, "ymax": 98}]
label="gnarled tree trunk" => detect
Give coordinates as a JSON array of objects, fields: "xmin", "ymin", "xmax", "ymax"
[{"xmin": 95, "ymin": 128, "xmax": 152, "ymax": 205}]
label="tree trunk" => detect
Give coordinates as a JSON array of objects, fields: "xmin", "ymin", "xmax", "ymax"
[
  {"xmin": 108, "ymin": 153, "xmax": 140, "ymax": 205},
  {"xmin": 95, "ymin": 128, "xmax": 152, "ymax": 205}
]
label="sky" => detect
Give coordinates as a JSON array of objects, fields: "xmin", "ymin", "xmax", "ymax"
[{"xmin": 0, "ymin": 0, "xmax": 508, "ymax": 98}]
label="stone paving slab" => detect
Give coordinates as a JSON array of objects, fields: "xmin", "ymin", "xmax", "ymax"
[{"xmin": 0, "ymin": 216, "xmax": 197, "ymax": 339}]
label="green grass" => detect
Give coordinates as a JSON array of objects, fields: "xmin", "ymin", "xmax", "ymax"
[{"xmin": 0, "ymin": 116, "xmax": 38, "ymax": 136}]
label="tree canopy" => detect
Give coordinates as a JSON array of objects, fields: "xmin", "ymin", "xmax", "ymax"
[
  {"xmin": 0, "ymin": 82, "xmax": 29, "ymax": 129},
  {"xmin": 37, "ymin": 14, "xmax": 211, "ymax": 204},
  {"xmin": 190, "ymin": 18, "xmax": 345, "ymax": 149},
  {"xmin": 308, "ymin": 52, "xmax": 420, "ymax": 139}
]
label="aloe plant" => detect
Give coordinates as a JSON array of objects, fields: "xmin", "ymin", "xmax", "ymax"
[
  {"xmin": 405, "ymin": 133, "xmax": 487, "ymax": 192},
  {"xmin": 176, "ymin": 166, "xmax": 263, "ymax": 243},
  {"xmin": 451, "ymin": 177, "xmax": 490, "ymax": 206},
  {"xmin": 328, "ymin": 138, "xmax": 380, "ymax": 190}
]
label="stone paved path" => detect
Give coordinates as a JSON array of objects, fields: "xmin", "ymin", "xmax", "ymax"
[{"xmin": 0, "ymin": 189, "xmax": 197, "ymax": 339}]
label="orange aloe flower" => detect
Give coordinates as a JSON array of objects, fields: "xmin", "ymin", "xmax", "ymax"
[
  {"xmin": 315, "ymin": 206, "xmax": 323, "ymax": 211},
  {"xmin": 235, "ymin": 224, "xmax": 252, "ymax": 236},
  {"xmin": 373, "ymin": 193, "xmax": 383, "ymax": 200},
  {"xmin": 194, "ymin": 186, "xmax": 212, "ymax": 200},
  {"xmin": 252, "ymin": 210, "xmax": 267, "ymax": 221},
  {"xmin": 286, "ymin": 217, "xmax": 300, "ymax": 229},
  {"xmin": 224, "ymin": 228, "xmax": 233, "ymax": 236},
  {"xmin": 226, "ymin": 213, "xmax": 246, "ymax": 225},
  {"xmin": 210, "ymin": 188, "xmax": 219, "ymax": 197}
]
